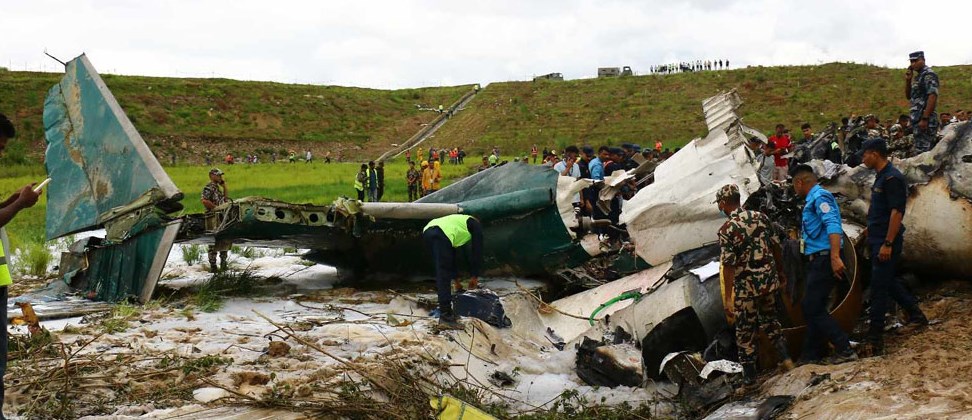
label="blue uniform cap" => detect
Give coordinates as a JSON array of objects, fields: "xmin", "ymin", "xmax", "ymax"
[
  {"xmin": 632, "ymin": 144, "xmax": 642, "ymax": 152},
  {"xmin": 861, "ymin": 138, "xmax": 888, "ymax": 155},
  {"xmin": 609, "ymin": 147, "xmax": 624, "ymax": 155},
  {"xmin": 909, "ymin": 51, "xmax": 924, "ymax": 60},
  {"xmin": 620, "ymin": 143, "xmax": 634, "ymax": 149}
]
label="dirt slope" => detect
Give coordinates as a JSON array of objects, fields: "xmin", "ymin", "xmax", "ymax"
[{"xmin": 756, "ymin": 279, "xmax": 972, "ymax": 419}]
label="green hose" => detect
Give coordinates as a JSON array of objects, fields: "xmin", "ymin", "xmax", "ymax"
[{"xmin": 588, "ymin": 290, "xmax": 642, "ymax": 326}]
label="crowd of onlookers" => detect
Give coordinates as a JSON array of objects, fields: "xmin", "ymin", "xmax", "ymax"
[
  {"xmin": 207, "ymin": 149, "xmax": 335, "ymax": 165},
  {"xmin": 749, "ymin": 108, "xmax": 970, "ymax": 186},
  {"xmin": 404, "ymin": 146, "xmax": 468, "ymax": 166},
  {"xmin": 650, "ymin": 59, "xmax": 730, "ymax": 74}
]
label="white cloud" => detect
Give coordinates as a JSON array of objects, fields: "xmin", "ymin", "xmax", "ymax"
[{"xmin": 3, "ymin": 0, "xmax": 971, "ymax": 88}]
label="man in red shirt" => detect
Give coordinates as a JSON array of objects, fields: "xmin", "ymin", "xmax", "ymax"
[{"xmin": 768, "ymin": 124, "xmax": 791, "ymax": 181}]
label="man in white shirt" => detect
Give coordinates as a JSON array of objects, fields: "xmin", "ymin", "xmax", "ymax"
[{"xmin": 554, "ymin": 145, "xmax": 582, "ymax": 204}]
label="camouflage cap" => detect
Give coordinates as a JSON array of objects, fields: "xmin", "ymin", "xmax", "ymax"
[
  {"xmin": 864, "ymin": 114, "xmax": 877, "ymax": 121},
  {"xmin": 714, "ymin": 184, "xmax": 740, "ymax": 203},
  {"xmin": 890, "ymin": 124, "xmax": 902, "ymax": 134},
  {"xmin": 209, "ymin": 167, "xmax": 224, "ymax": 176}
]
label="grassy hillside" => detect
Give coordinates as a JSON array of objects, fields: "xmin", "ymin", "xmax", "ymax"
[
  {"xmin": 432, "ymin": 63, "xmax": 972, "ymax": 157},
  {"xmin": 3, "ymin": 63, "xmax": 971, "ymax": 163},
  {"xmin": 0, "ymin": 69, "xmax": 472, "ymax": 162}
]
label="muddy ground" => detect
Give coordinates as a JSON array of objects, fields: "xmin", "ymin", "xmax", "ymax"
[
  {"xmin": 4, "ymin": 246, "xmax": 971, "ymax": 419},
  {"xmin": 753, "ymin": 279, "xmax": 972, "ymax": 419}
]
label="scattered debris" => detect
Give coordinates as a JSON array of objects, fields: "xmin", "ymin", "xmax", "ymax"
[
  {"xmin": 266, "ymin": 340, "xmax": 291, "ymax": 357},
  {"xmin": 193, "ymin": 387, "xmax": 230, "ymax": 403},
  {"xmin": 575, "ymin": 328, "xmax": 643, "ymax": 388},
  {"xmin": 488, "ymin": 371, "xmax": 516, "ymax": 388}
]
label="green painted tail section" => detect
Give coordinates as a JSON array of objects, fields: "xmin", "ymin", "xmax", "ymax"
[
  {"xmin": 44, "ymin": 55, "xmax": 183, "ymax": 302},
  {"xmin": 42, "ymin": 54, "xmax": 182, "ymax": 241}
]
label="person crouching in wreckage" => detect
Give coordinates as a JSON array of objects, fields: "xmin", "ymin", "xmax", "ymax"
[
  {"xmin": 715, "ymin": 184, "xmax": 794, "ymax": 390},
  {"xmin": 201, "ymin": 168, "xmax": 231, "ymax": 273},
  {"xmin": 422, "ymin": 214, "xmax": 483, "ymax": 329}
]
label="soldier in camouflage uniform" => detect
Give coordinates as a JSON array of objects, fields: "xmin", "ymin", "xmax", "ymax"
[
  {"xmin": 715, "ymin": 184, "xmax": 794, "ymax": 387},
  {"xmin": 201, "ymin": 168, "xmax": 230, "ymax": 273},
  {"xmin": 864, "ymin": 114, "xmax": 887, "ymax": 139},
  {"xmin": 906, "ymin": 51, "xmax": 939, "ymax": 153},
  {"xmin": 887, "ymin": 124, "xmax": 914, "ymax": 159}
]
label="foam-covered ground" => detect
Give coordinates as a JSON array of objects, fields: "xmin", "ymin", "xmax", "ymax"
[{"xmin": 6, "ymin": 242, "xmax": 671, "ymax": 418}]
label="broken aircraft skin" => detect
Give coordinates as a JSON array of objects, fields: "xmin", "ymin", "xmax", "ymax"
[
  {"xmin": 43, "ymin": 54, "xmax": 184, "ymax": 302},
  {"xmin": 44, "ymin": 55, "xmax": 641, "ymax": 302}
]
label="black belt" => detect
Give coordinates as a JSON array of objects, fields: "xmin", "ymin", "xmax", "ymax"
[{"xmin": 808, "ymin": 250, "xmax": 830, "ymax": 261}]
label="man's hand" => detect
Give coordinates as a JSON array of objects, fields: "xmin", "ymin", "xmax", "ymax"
[
  {"xmin": 468, "ymin": 277, "xmax": 479, "ymax": 290},
  {"xmin": 918, "ymin": 118, "xmax": 929, "ymax": 131},
  {"xmin": 15, "ymin": 184, "xmax": 40, "ymax": 209},
  {"xmin": 831, "ymin": 255, "xmax": 847, "ymax": 280},
  {"xmin": 878, "ymin": 244, "xmax": 892, "ymax": 262},
  {"xmin": 906, "ymin": 69, "xmax": 913, "ymax": 81},
  {"xmin": 453, "ymin": 279, "xmax": 464, "ymax": 292}
]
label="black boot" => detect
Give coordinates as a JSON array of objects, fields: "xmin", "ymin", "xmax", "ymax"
[
  {"xmin": 900, "ymin": 307, "xmax": 929, "ymax": 334},
  {"xmin": 775, "ymin": 342, "xmax": 795, "ymax": 372},
  {"xmin": 734, "ymin": 362, "xmax": 758, "ymax": 396},
  {"xmin": 437, "ymin": 306, "xmax": 462, "ymax": 330},
  {"xmin": 867, "ymin": 328, "xmax": 884, "ymax": 357},
  {"xmin": 742, "ymin": 362, "xmax": 757, "ymax": 386}
]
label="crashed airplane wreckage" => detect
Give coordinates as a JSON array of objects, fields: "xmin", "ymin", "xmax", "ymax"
[
  {"xmin": 44, "ymin": 54, "xmax": 643, "ymax": 303},
  {"xmin": 44, "ymin": 55, "xmax": 972, "ymax": 394}
]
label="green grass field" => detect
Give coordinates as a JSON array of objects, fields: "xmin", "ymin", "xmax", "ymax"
[
  {"xmin": 169, "ymin": 160, "xmax": 471, "ymax": 213},
  {"xmin": 0, "ymin": 161, "xmax": 471, "ymax": 263},
  {"xmin": 432, "ymin": 63, "xmax": 972, "ymax": 153}
]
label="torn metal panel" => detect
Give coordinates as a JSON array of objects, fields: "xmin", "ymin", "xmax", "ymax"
[
  {"xmin": 618, "ymin": 91, "xmax": 765, "ymax": 267},
  {"xmin": 701, "ymin": 89, "xmax": 743, "ymax": 134},
  {"xmin": 42, "ymin": 54, "xmax": 182, "ymax": 241},
  {"xmin": 621, "ymin": 126, "xmax": 761, "ymax": 265},
  {"xmin": 62, "ymin": 222, "xmax": 181, "ymax": 302},
  {"xmin": 568, "ymin": 228, "xmax": 863, "ymax": 378}
]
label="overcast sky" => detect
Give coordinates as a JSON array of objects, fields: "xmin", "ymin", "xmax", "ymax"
[{"xmin": 4, "ymin": 0, "xmax": 972, "ymax": 89}]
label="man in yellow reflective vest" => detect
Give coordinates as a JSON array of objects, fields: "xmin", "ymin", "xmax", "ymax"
[
  {"xmin": 0, "ymin": 113, "xmax": 42, "ymax": 416},
  {"xmin": 422, "ymin": 214, "xmax": 483, "ymax": 328}
]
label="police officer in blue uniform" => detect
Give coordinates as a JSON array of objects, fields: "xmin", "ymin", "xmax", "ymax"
[
  {"xmin": 905, "ymin": 51, "xmax": 939, "ymax": 153},
  {"xmin": 791, "ymin": 164, "xmax": 858, "ymax": 364},
  {"xmin": 859, "ymin": 138, "xmax": 928, "ymax": 355}
]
